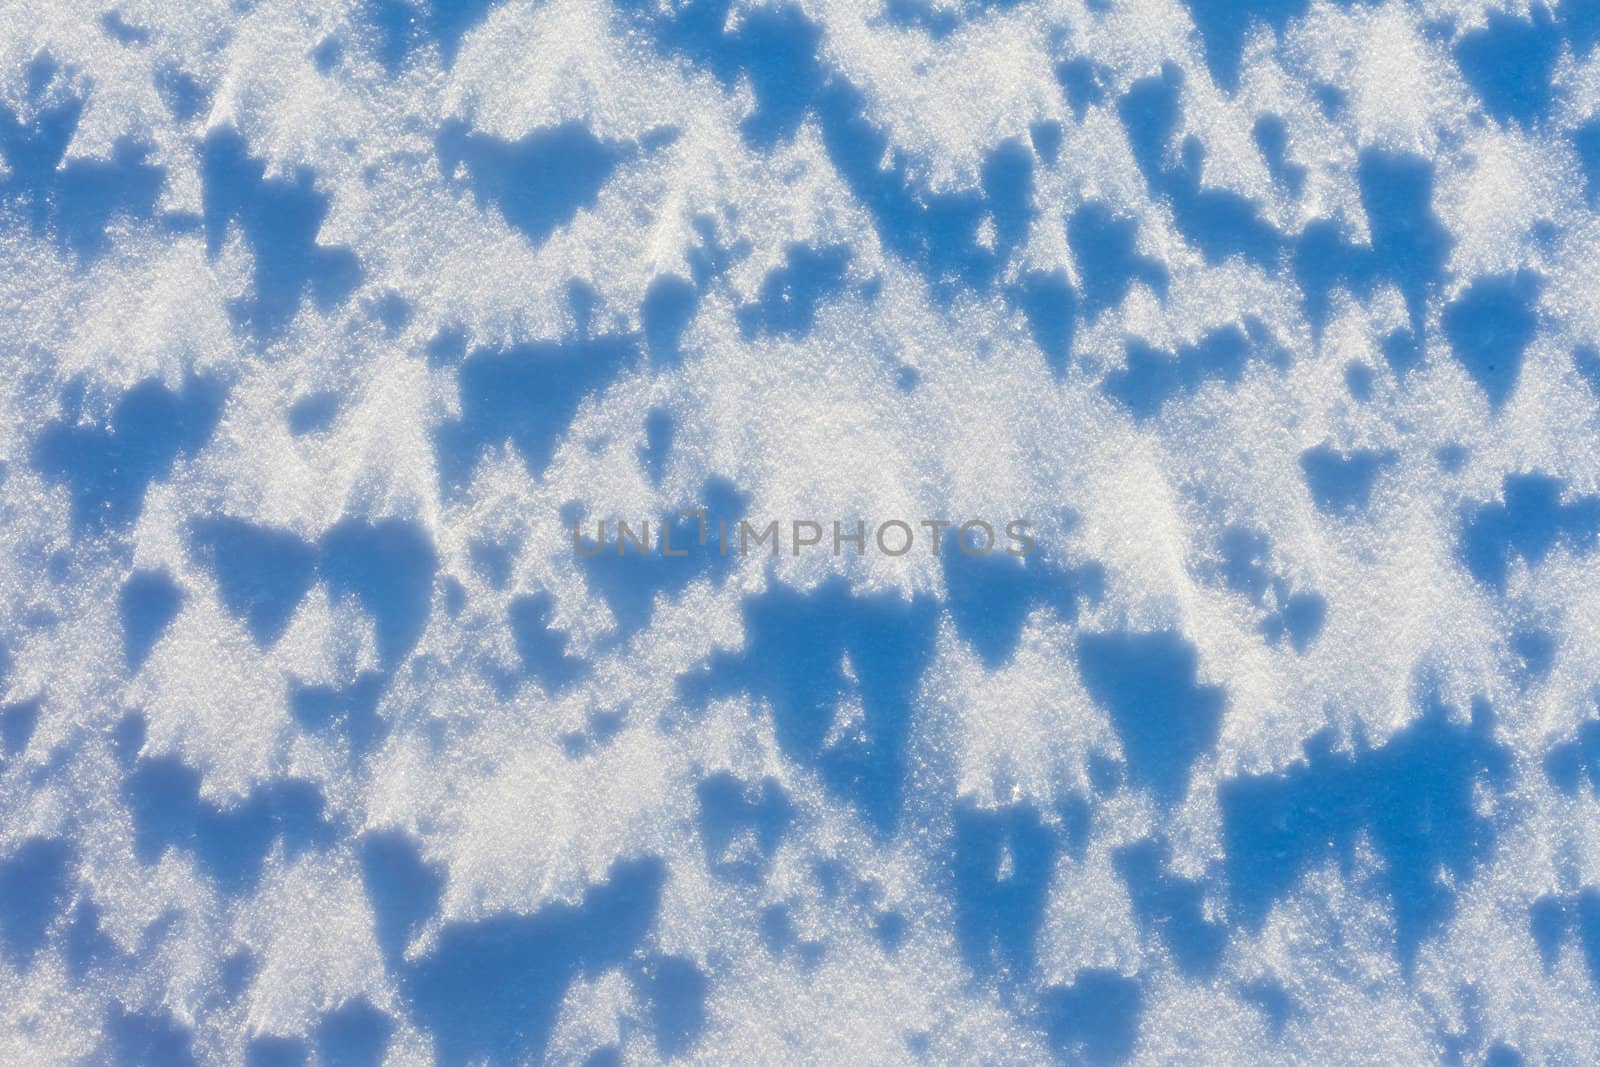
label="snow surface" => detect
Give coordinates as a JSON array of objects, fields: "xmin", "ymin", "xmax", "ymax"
[{"xmin": 2, "ymin": 0, "xmax": 1600, "ymax": 1063}]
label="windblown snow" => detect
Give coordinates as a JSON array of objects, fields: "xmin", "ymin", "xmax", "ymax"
[{"xmin": 2, "ymin": 0, "xmax": 1600, "ymax": 1063}]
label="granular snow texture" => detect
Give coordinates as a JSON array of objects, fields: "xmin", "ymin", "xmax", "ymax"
[{"xmin": 2, "ymin": 0, "xmax": 1600, "ymax": 1063}]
